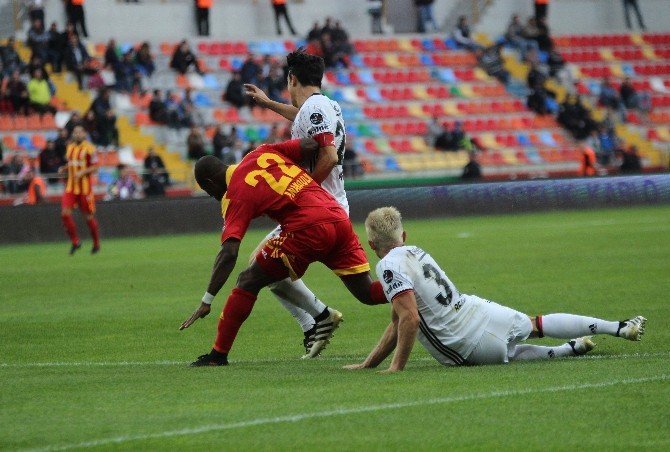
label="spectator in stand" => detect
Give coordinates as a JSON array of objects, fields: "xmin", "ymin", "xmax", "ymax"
[
  {"xmin": 107, "ymin": 164, "xmax": 141, "ymax": 200},
  {"xmin": 187, "ymin": 127, "xmax": 207, "ymax": 160},
  {"xmin": 165, "ymin": 90, "xmax": 189, "ymax": 129},
  {"xmin": 239, "ymin": 54, "xmax": 261, "ymax": 85},
  {"xmin": 271, "ymin": 0, "xmax": 297, "ymax": 36},
  {"xmin": 579, "ymin": 142, "xmax": 597, "ymax": 176},
  {"xmin": 461, "ymin": 151, "xmax": 482, "ymax": 180},
  {"xmin": 4, "ymin": 154, "xmax": 29, "ymax": 194},
  {"xmin": 39, "ymin": 140, "xmax": 64, "ymax": 183},
  {"xmin": 305, "ymin": 37, "xmax": 323, "ymax": 57},
  {"xmin": 82, "ymin": 109, "xmax": 100, "ymax": 144},
  {"xmin": 342, "ymin": 144, "xmax": 363, "ymax": 179},
  {"xmin": 54, "ymin": 127, "xmax": 68, "ymax": 159},
  {"xmin": 453, "ymin": 16, "xmax": 480, "ymax": 51},
  {"xmin": 115, "ymin": 51, "xmax": 141, "ymax": 93},
  {"xmin": 27, "ymin": 67, "xmax": 56, "ymax": 115},
  {"xmin": 195, "ymin": 0, "xmax": 212, "ymax": 37},
  {"xmin": 223, "ymin": 71, "xmax": 245, "ymax": 109},
  {"xmin": 449, "ymin": 121, "xmax": 473, "ymax": 151},
  {"xmin": 89, "ymin": 88, "xmax": 118, "ymax": 146},
  {"xmin": 149, "ymin": 89, "xmax": 168, "ymax": 124},
  {"xmin": 620, "ymin": 145, "xmax": 641, "ymax": 173},
  {"xmin": 367, "ymin": 0, "xmax": 384, "ymax": 35},
  {"xmin": 332, "ymin": 21, "xmax": 353, "ymax": 54},
  {"xmin": 306, "ymin": 21, "xmax": 321, "ymax": 42},
  {"xmin": 104, "ymin": 39, "xmax": 120, "ymax": 71},
  {"xmin": 211, "ymin": 125, "xmax": 227, "ymax": 160},
  {"xmin": 415, "ymin": 0, "xmax": 438, "ymax": 33},
  {"xmin": 219, "ymin": 128, "xmax": 241, "ymax": 164},
  {"xmin": 265, "ymin": 65, "xmax": 287, "ymax": 103},
  {"xmin": 182, "ymin": 87, "xmax": 202, "ymax": 126},
  {"xmin": 65, "ymin": 0, "xmax": 88, "ymax": 38},
  {"xmin": 27, "ymin": 19, "xmax": 50, "ymax": 61},
  {"xmin": 535, "ymin": 17, "xmax": 553, "ymax": 52},
  {"xmin": 170, "ymin": 41, "xmax": 202, "ymax": 75},
  {"xmin": 64, "ymin": 111, "xmax": 83, "ymax": 136},
  {"xmin": 134, "ymin": 42, "xmax": 155, "ymax": 77},
  {"xmin": 27, "ymin": 54, "xmax": 50, "ymax": 82},
  {"xmin": 619, "ymin": 77, "xmax": 650, "ymax": 113},
  {"xmin": 1, "ymin": 38, "xmax": 25, "ymax": 74},
  {"xmin": 535, "ymin": 0, "xmax": 549, "ymax": 21},
  {"xmin": 595, "ymin": 126, "xmax": 619, "ymax": 165},
  {"xmin": 265, "ymin": 123, "xmax": 281, "ymax": 144},
  {"xmin": 29, "ymin": 0, "xmax": 46, "ymax": 23},
  {"xmin": 47, "ymin": 22, "xmax": 65, "ymax": 73},
  {"xmin": 476, "ymin": 44, "xmax": 509, "ymax": 85},
  {"xmin": 505, "ymin": 14, "xmax": 538, "ymax": 59},
  {"xmin": 425, "ymin": 116, "xmax": 444, "ymax": 147},
  {"xmin": 64, "ymin": 33, "xmax": 90, "ymax": 89},
  {"xmin": 143, "ymin": 146, "xmax": 169, "ymax": 197},
  {"xmin": 62, "ymin": 20, "xmax": 79, "ymax": 44},
  {"xmin": 526, "ymin": 62, "xmax": 546, "ymax": 90},
  {"xmin": 4, "ymin": 70, "xmax": 29, "ymax": 115},
  {"xmin": 17, "ymin": 167, "xmax": 47, "ymax": 205},
  {"xmin": 622, "ymin": 0, "xmax": 646, "ymax": 31},
  {"xmin": 321, "ymin": 17, "xmax": 334, "ymax": 36},
  {"xmin": 527, "ymin": 85, "xmax": 551, "ymax": 115},
  {"xmin": 598, "ymin": 77, "xmax": 622, "ymax": 111},
  {"xmin": 558, "ymin": 94, "xmax": 595, "ymax": 140}
]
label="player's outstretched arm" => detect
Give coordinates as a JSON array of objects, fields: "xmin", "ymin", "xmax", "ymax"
[
  {"xmin": 244, "ymin": 84, "xmax": 299, "ymax": 121},
  {"xmin": 179, "ymin": 239, "xmax": 241, "ymax": 330},
  {"xmin": 383, "ymin": 291, "xmax": 419, "ymax": 373},
  {"xmin": 344, "ymin": 310, "xmax": 399, "ymax": 370}
]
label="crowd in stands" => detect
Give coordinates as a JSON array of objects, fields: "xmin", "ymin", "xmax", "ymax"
[{"xmin": 305, "ymin": 18, "xmax": 353, "ymax": 69}]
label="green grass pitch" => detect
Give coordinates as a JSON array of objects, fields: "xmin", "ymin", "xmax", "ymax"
[{"xmin": 1, "ymin": 206, "xmax": 669, "ymax": 450}]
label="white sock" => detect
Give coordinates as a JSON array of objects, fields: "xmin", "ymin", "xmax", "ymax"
[
  {"xmin": 540, "ymin": 313, "xmax": 619, "ymax": 339},
  {"xmin": 509, "ymin": 343, "xmax": 574, "ymax": 361},
  {"xmin": 270, "ymin": 278, "xmax": 326, "ymax": 332}
]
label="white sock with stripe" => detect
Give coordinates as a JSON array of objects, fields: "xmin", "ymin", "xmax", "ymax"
[
  {"xmin": 540, "ymin": 313, "xmax": 619, "ymax": 339},
  {"xmin": 270, "ymin": 278, "xmax": 326, "ymax": 332},
  {"xmin": 509, "ymin": 343, "xmax": 574, "ymax": 361}
]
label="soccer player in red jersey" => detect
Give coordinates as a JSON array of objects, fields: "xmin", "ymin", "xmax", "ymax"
[
  {"xmin": 179, "ymin": 137, "xmax": 387, "ymax": 366},
  {"xmin": 58, "ymin": 125, "xmax": 101, "ymax": 255}
]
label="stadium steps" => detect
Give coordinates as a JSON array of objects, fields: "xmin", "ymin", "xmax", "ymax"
[{"xmin": 116, "ymin": 116, "xmax": 192, "ymax": 184}]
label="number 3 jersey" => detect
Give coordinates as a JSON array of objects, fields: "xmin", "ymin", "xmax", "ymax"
[
  {"xmin": 376, "ymin": 246, "xmax": 491, "ymax": 365},
  {"xmin": 220, "ymin": 139, "xmax": 348, "ymax": 243},
  {"xmin": 291, "ymin": 93, "xmax": 348, "ymax": 213}
]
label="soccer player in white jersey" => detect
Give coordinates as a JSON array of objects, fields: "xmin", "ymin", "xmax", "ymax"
[
  {"xmin": 244, "ymin": 51, "xmax": 348, "ymax": 358},
  {"xmin": 345, "ymin": 207, "xmax": 647, "ymax": 373}
]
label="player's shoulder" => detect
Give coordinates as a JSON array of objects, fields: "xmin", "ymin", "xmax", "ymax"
[
  {"xmin": 300, "ymin": 93, "xmax": 340, "ymax": 115},
  {"xmin": 376, "ymin": 246, "xmax": 412, "ymax": 274}
]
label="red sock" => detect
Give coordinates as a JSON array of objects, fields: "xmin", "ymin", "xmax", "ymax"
[
  {"xmin": 86, "ymin": 218, "xmax": 100, "ymax": 247},
  {"xmin": 213, "ymin": 288, "xmax": 257, "ymax": 354},
  {"xmin": 61, "ymin": 214, "xmax": 79, "ymax": 245},
  {"xmin": 370, "ymin": 280, "xmax": 388, "ymax": 305}
]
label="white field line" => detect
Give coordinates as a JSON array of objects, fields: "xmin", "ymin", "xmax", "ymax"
[
  {"xmin": 1, "ymin": 351, "xmax": 669, "ymax": 369},
  {"xmin": 26, "ymin": 374, "xmax": 668, "ymax": 451}
]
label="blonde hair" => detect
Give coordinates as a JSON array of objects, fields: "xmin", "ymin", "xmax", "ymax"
[{"xmin": 365, "ymin": 207, "xmax": 403, "ymax": 250}]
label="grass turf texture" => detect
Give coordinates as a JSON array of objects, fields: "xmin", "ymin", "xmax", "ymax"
[{"xmin": 1, "ymin": 206, "xmax": 669, "ymax": 450}]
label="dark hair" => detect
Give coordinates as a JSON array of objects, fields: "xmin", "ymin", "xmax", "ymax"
[{"xmin": 286, "ymin": 50, "xmax": 324, "ymax": 88}]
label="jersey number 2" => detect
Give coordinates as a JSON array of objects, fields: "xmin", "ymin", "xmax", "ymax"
[{"xmin": 245, "ymin": 153, "xmax": 302, "ymax": 195}]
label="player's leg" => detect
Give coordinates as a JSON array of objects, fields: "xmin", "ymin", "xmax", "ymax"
[
  {"xmin": 251, "ymin": 228, "xmax": 329, "ymax": 338},
  {"xmin": 508, "ymin": 338, "xmax": 595, "ymax": 362},
  {"xmin": 532, "ymin": 313, "xmax": 646, "ymax": 341},
  {"xmin": 192, "ymin": 259, "xmax": 283, "ymax": 366},
  {"xmin": 80, "ymin": 194, "xmax": 100, "ymax": 253},
  {"xmin": 61, "ymin": 194, "xmax": 80, "ymax": 254}
]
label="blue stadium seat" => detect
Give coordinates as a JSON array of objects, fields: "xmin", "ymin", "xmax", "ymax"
[
  {"xmin": 420, "ymin": 53, "xmax": 434, "ymax": 66},
  {"xmin": 385, "ymin": 157, "xmax": 401, "ymax": 171},
  {"xmin": 330, "ymin": 89, "xmax": 346, "ymax": 103},
  {"xmin": 365, "ymin": 87, "xmax": 383, "ymax": 102},
  {"xmin": 336, "ymin": 71, "xmax": 351, "ymax": 85},
  {"xmin": 444, "ymin": 38, "xmax": 458, "ymax": 50},
  {"xmin": 435, "ymin": 68, "xmax": 456, "ymax": 83},
  {"xmin": 517, "ymin": 134, "xmax": 531, "ymax": 146},
  {"xmin": 17, "ymin": 135, "xmax": 33, "ymax": 150},
  {"xmin": 350, "ymin": 54, "xmax": 365, "ymax": 68},
  {"xmin": 193, "ymin": 92, "xmax": 212, "ymax": 107},
  {"xmin": 230, "ymin": 58, "xmax": 244, "ymax": 71},
  {"xmin": 421, "ymin": 39, "xmax": 435, "ymax": 51},
  {"xmin": 358, "ymin": 70, "xmax": 375, "ymax": 85},
  {"xmin": 622, "ymin": 63, "xmax": 636, "ymax": 77},
  {"xmin": 202, "ymin": 74, "xmax": 221, "ymax": 89},
  {"xmin": 539, "ymin": 131, "xmax": 557, "ymax": 146}
]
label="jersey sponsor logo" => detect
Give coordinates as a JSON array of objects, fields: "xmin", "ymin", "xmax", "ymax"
[
  {"xmin": 310, "ymin": 112, "xmax": 324, "ymax": 125},
  {"xmin": 385, "ymin": 281, "xmax": 405, "ymax": 295},
  {"xmin": 308, "ymin": 124, "xmax": 329, "ymax": 135},
  {"xmin": 383, "ymin": 269, "xmax": 394, "ymax": 283}
]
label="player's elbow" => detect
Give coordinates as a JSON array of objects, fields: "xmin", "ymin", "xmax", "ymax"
[
  {"xmin": 300, "ymin": 137, "xmax": 319, "ymax": 154},
  {"xmin": 400, "ymin": 311, "xmax": 420, "ymax": 329}
]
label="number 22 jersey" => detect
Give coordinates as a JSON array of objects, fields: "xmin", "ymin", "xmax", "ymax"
[
  {"xmin": 220, "ymin": 139, "xmax": 348, "ymax": 243},
  {"xmin": 376, "ymin": 246, "xmax": 491, "ymax": 365}
]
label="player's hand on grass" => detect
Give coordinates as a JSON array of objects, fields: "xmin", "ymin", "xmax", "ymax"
[
  {"xmin": 179, "ymin": 302, "xmax": 211, "ymax": 330},
  {"xmin": 343, "ymin": 363, "xmax": 368, "ymax": 370},
  {"xmin": 243, "ymin": 84, "xmax": 270, "ymax": 107}
]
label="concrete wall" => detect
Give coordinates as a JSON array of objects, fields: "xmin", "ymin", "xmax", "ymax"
[
  {"xmin": 477, "ymin": 0, "xmax": 670, "ymax": 38},
  {"xmin": 2, "ymin": 175, "xmax": 669, "ymax": 244}
]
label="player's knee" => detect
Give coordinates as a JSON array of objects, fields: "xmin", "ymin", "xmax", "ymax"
[{"xmin": 236, "ymin": 267, "xmax": 264, "ymax": 293}]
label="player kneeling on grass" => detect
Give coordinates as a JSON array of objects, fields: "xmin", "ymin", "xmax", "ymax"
[
  {"xmin": 179, "ymin": 137, "xmax": 388, "ymax": 366},
  {"xmin": 344, "ymin": 207, "xmax": 647, "ymax": 373}
]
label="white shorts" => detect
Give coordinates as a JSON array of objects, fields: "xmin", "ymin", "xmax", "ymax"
[{"xmin": 465, "ymin": 301, "xmax": 532, "ymax": 365}]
